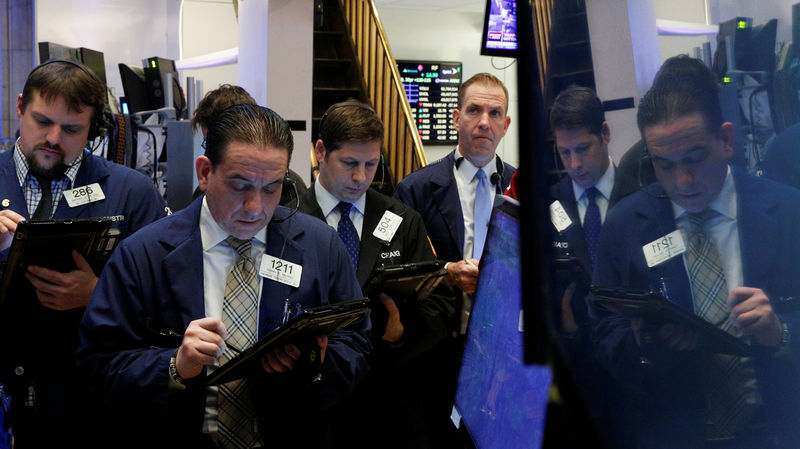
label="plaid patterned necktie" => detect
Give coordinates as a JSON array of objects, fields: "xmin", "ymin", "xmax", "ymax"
[
  {"xmin": 218, "ymin": 236, "xmax": 262, "ymax": 448},
  {"xmin": 684, "ymin": 210, "xmax": 761, "ymax": 439}
]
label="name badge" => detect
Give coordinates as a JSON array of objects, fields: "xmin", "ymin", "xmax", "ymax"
[
  {"xmin": 642, "ymin": 230, "xmax": 686, "ymax": 268},
  {"xmin": 550, "ymin": 200, "xmax": 572, "ymax": 232},
  {"xmin": 372, "ymin": 210, "xmax": 402, "ymax": 244},
  {"xmin": 64, "ymin": 183, "xmax": 105, "ymax": 207},
  {"xmin": 259, "ymin": 254, "xmax": 302, "ymax": 288}
]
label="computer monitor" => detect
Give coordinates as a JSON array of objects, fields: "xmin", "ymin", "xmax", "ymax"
[
  {"xmin": 480, "ymin": 0, "xmax": 519, "ymax": 57},
  {"xmin": 454, "ymin": 197, "xmax": 552, "ymax": 449}
]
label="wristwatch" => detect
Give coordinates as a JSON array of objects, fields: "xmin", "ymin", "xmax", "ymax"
[
  {"xmin": 169, "ymin": 350, "xmax": 184, "ymax": 385},
  {"xmin": 780, "ymin": 322, "xmax": 791, "ymax": 349}
]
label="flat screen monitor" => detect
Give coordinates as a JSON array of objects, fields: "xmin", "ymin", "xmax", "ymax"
[
  {"xmin": 480, "ymin": 0, "xmax": 519, "ymax": 57},
  {"xmin": 454, "ymin": 197, "xmax": 552, "ymax": 449},
  {"xmin": 397, "ymin": 60, "xmax": 461, "ymax": 145}
]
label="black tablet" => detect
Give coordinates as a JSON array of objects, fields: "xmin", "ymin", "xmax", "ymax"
[
  {"xmin": 205, "ymin": 298, "xmax": 369, "ymax": 386},
  {"xmin": 591, "ymin": 285, "xmax": 753, "ymax": 356},
  {"xmin": 362, "ymin": 259, "xmax": 446, "ymax": 302},
  {"xmin": 0, "ymin": 217, "xmax": 121, "ymax": 304}
]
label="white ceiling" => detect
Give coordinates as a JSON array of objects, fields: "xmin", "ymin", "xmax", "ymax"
[{"xmin": 373, "ymin": 0, "xmax": 485, "ymax": 13}]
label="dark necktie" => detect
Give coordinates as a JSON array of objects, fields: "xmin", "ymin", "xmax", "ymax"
[
  {"xmin": 32, "ymin": 175, "xmax": 54, "ymax": 220},
  {"xmin": 582, "ymin": 187, "xmax": 601, "ymax": 268},
  {"xmin": 685, "ymin": 210, "xmax": 760, "ymax": 439},
  {"xmin": 336, "ymin": 202, "xmax": 360, "ymax": 268}
]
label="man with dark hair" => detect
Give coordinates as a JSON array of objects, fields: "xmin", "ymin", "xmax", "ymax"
[
  {"xmin": 0, "ymin": 59, "xmax": 167, "ymax": 448},
  {"xmin": 190, "ymin": 83, "xmax": 307, "ymax": 205},
  {"xmin": 546, "ymin": 86, "xmax": 637, "ymax": 447},
  {"xmin": 617, "ymin": 54, "xmax": 723, "ymax": 187},
  {"xmin": 299, "ymin": 100, "xmax": 453, "ymax": 448},
  {"xmin": 78, "ymin": 104, "xmax": 370, "ymax": 448},
  {"xmin": 393, "ymin": 72, "xmax": 515, "ymax": 448},
  {"xmin": 593, "ymin": 64, "xmax": 800, "ymax": 448}
]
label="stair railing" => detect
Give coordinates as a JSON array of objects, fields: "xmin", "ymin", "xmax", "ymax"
[{"xmin": 340, "ymin": 0, "xmax": 427, "ymax": 181}]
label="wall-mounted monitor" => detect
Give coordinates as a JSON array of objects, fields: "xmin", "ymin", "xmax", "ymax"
[
  {"xmin": 397, "ymin": 60, "xmax": 462, "ymax": 145},
  {"xmin": 480, "ymin": 0, "xmax": 518, "ymax": 58}
]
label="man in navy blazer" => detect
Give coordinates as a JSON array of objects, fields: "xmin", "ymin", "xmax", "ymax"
[
  {"xmin": 0, "ymin": 59, "xmax": 167, "ymax": 448},
  {"xmin": 393, "ymin": 72, "xmax": 514, "ymax": 448},
  {"xmin": 78, "ymin": 105, "xmax": 370, "ymax": 448},
  {"xmin": 593, "ymin": 65, "xmax": 800, "ymax": 448}
]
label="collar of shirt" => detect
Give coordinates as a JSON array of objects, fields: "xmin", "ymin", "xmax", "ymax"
[
  {"xmin": 672, "ymin": 165, "xmax": 737, "ymax": 223},
  {"xmin": 453, "ymin": 151, "xmax": 498, "ymax": 186},
  {"xmin": 572, "ymin": 157, "xmax": 615, "ymax": 204},
  {"xmin": 199, "ymin": 196, "xmax": 266, "ymax": 253},
  {"xmin": 314, "ymin": 179, "xmax": 366, "ymax": 219},
  {"xmin": 13, "ymin": 138, "xmax": 84, "ymax": 188}
]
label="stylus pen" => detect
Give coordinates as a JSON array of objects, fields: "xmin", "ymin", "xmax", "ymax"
[
  {"xmin": 145, "ymin": 318, "xmax": 243, "ymax": 355},
  {"xmin": 464, "ymin": 258, "xmax": 477, "ymax": 268}
]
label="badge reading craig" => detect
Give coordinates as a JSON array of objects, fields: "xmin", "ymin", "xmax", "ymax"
[
  {"xmin": 549, "ymin": 200, "xmax": 572, "ymax": 233},
  {"xmin": 64, "ymin": 183, "xmax": 106, "ymax": 207},
  {"xmin": 372, "ymin": 210, "xmax": 403, "ymax": 244},
  {"xmin": 259, "ymin": 254, "xmax": 302, "ymax": 288},
  {"xmin": 642, "ymin": 230, "xmax": 686, "ymax": 268}
]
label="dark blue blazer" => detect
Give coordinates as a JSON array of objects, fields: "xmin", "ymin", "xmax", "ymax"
[
  {"xmin": 593, "ymin": 167, "xmax": 800, "ymax": 448},
  {"xmin": 77, "ymin": 198, "xmax": 371, "ymax": 446},
  {"xmin": 0, "ymin": 148, "xmax": 167, "ymax": 447},
  {"xmin": 393, "ymin": 150, "xmax": 515, "ymax": 262}
]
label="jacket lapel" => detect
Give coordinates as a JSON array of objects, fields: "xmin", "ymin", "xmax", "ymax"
[
  {"xmin": 431, "ymin": 152, "xmax": 464, "ymax": 258},
  {"xmin": 160, "ymin": 200, "xmax": 206, "ymax": 328},
  {"xmin": 0, "ymin": 151, "xmax": 28, "ymax": 219},
  {"xmin": 356, "ymin": 190, "xmax": 387, "ymax": 285},
  {"xmin": 259, "ymin": 212, "xmax": 306, "ymax": 335},
  {"xmin": 54, "ymin": 152, "xmax": 110, "ymax": 220},
  {"xmin": 735, "ymin": 169, "xmax": 776, "ymax": 288}
]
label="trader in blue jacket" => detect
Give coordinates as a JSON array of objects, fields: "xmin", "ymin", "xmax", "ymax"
[
  {"xmin": 78, "ymin": 104, "xmax": 370, "ymax": 449},
  {"xmin": 593, "ymin": 64, "xmax": 800, "ymax": 448},
  {"xmin": 0, "ymin": 59, "xmax": 167, "ymax": 448}
]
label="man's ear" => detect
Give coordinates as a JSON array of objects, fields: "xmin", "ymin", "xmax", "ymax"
[
  {"xmin": 719, "ymin": 122, "xmax": 735, "ymax": 159},
  {"xmin": 196, "ymin": 156, "xmax": 212, "ymax": 191},
  {"xmin": 314, "ymin": 139, "xmax": 327, "ymax": 165},
  {"xmin": 601, "ymin": 121, "xmax": 611, "ymax": 146}
]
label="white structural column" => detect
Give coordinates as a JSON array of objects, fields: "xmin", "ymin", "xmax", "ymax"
[
  {"xmin": 238, "ymin": 0, "xmax": 313, "ymax": 185},
  {"xmin": 585, "ymin": 0, "xmax": 661, "ymax": 161}
]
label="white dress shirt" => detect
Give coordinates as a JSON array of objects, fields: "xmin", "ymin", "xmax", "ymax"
[
  {"xmin": 673, "ymin": 165, "xmax": 743, "ymax": 296},
  {"xmin": 198, "ymin": 196, "xmax": 267, "ymax": 434},
  {"xmin": 313, "ymin": 181, "xmax": 367, "ymax": 238},
  {"xmin": 453, "ymin": 153, "xmax": 498, "ymax": 260},
  {"xmin": 571, "ymin": 158, "xmax": 615, "ymax": 225}
]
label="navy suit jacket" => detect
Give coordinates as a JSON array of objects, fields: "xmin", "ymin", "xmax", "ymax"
[
  {"xmin": 0, "ymin": 148, "xmax": 167, "ymax": 447},
  {"xmin": 393, "ymin": 150, "xmax": 515, "ymax": 262},
  {"xmin": 550, "ymin": 168, "xmax": 639, "ymax": 277},
  {"xmin": 77, "ymin": 198, "xmax": 371, "ymax": 447},
  {"xmin": 593, "ymin": 167, "xmax": 800, "ymax": 448}
]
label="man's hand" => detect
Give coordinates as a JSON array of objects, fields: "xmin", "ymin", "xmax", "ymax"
[
  {"xmin": 727, "ymin": 286, "xmax": 783, "ymax": 347},
  {"xmin": 446, "ymin": 259, "xmax": 480, "ymax": 294},
  {"xmin": 0, "ymin": 209, "xmax": 25, "ymax": 252},
  {"xmin": 261, "ymin": 335, "xmax": 328, "ymax": 374},
  {"xmin": 176, "ymin": 317, "xmax": 228, "ymax": 380},
  {"xmin": 26, "ymin": 250, "xmax": 98, "ymax": 311},
  {"xmin": 658, "ymin": 323, "xmax": 699, "ymax": 351},
  {"xmin": 561, "ymin": 283, "xmax": 578, "ymax": 334},
  {"xmin": 379, "ymin": 293, "xmax": 404, "ymax": 343}
]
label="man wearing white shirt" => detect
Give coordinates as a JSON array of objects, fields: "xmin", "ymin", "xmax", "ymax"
[{"xmin": 78, "ymin": 104, "xmax": 370, "ymax": 449}]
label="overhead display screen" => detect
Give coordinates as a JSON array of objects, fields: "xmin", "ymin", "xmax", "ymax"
[{"xmin": 397, "ymin": 61, "xmax": 462, "ymax": 145}]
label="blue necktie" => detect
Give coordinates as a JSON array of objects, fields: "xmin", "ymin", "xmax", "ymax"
[
  {"xmin": 473, "ymin": 169, "xmax": 492, "ymax": 259},
  {"xmin": 583, "ymin": 187, "xmax": 601, "ymax": 268},
  {"xmin": 336, "ymin": 201, "xmax": 360, "ymax": 268}
]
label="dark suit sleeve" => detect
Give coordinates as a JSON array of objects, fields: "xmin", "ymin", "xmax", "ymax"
[
  {"xmin": 304, "ymin": 229, "xmax": 372, "ymax": 409},
  {"xmin": 389, "ymin": 210, "xmax": 455, "ymax": 365},
  {"xmin": 77, "ymin": 239, "xmax": 200, "ymax": 433}
]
